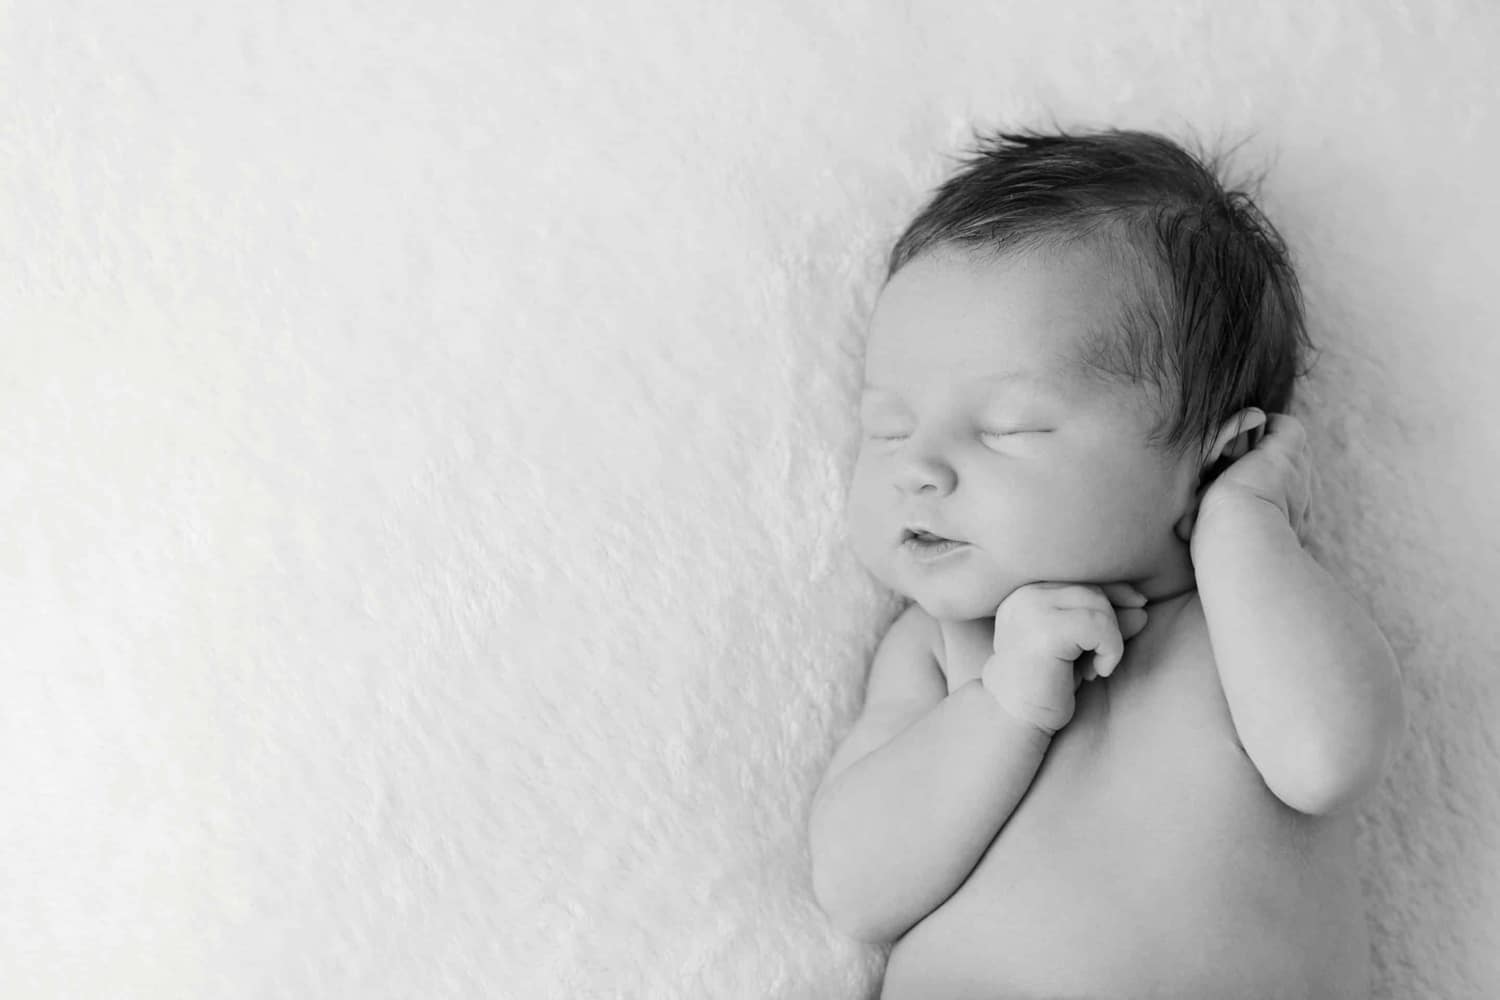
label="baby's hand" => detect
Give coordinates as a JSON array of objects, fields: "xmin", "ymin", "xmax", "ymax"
[
  {"xmin": 980, "ymin": 583, "xmax": 1149, "ymax": 735},
  {"xmin": 1194, "ymin": 411, "xmax": 1312, "ymax": 543}
]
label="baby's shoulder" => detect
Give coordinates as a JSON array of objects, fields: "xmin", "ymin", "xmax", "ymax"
[
  {"xmin": 905, "ymin": 603, "xmax": 997, "ymax": 690},
  {"xmin": 889, "ymin": 601, "xmax": 945, "ymax": 665}
]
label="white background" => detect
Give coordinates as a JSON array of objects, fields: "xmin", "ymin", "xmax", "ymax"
[{"xmin": 3, "ymin": 2, "xmax": 1497, "ymax": 997}]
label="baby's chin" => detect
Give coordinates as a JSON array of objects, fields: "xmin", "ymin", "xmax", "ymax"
[
  {"xmin": 855, "ymin": 540, "xmax": 1077, "ymax": 621},
  {"xmin": 909, "ymin": 589, "xmax": 1009, "ymax": 623},
  {"xmin": 896, "ymin": 574, "xmax": 1013, "ymax": 623},
  {"xmin": 894, "ymin": 559, "xmax": 1105, "ymax": 622},
  {"xmin": 854, "ymin": 547, "xmax": 1013, "ymax": 621}
]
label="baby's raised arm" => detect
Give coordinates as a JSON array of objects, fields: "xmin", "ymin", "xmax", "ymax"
[
  {"xmin": 808, "ymin": 604, "xmax": 1052, "ymax": 944},
  {"xmin": 1190, "ymin": 414, "xmax": 1405, "ymax": 815}
]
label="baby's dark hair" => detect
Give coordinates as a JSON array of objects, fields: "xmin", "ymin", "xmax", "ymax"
[{"xmin": 886, "ymin": 126, "xmax": 1316, "ymax": 462}]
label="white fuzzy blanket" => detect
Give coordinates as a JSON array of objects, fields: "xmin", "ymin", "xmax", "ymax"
[{"xmin": 3, "ymin": 2, "xmax": 1497, "ymax": 998}]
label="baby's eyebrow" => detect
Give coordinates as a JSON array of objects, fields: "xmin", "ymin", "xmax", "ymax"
[
  {"xmin": 973, "ymin": 371, "xmax": 1050, "ymax": 391},
  {"xmin": 861, "ymin": 371, "xmax": 1052, "ymax": 397}
]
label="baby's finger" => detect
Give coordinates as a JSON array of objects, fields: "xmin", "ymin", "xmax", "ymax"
[
  {"xmin": 1116, "ymin": 606, "xmax": 1149, "ymax": 639},
  {"xmin": 1079, "ymin": 613, "xmax": 1126, "ymax": 679},
  {"xmin": 1098, "ymin": 582, "xmax": 1147, "ymax": 608},
  {"xmin": 1257, "ymin": 413, "xmax": 1306, "ymax": 460},
  {"xmin": 1092, "ymin": 638, "xmax": 1124, "ymax": 678}
]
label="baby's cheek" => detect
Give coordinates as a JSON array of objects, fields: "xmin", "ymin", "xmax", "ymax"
[
  {"xmin": 845, "ymin": 495, "xmax": 890, "ymax": 576},
  {"xmin": 851, "ymin": 501, "xmax": 915, "ymax": 598}
]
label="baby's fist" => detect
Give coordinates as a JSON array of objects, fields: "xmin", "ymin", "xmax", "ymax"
[{"xmin": 981, "ymin": 582, "xmax": 1148, "ymax": 734}]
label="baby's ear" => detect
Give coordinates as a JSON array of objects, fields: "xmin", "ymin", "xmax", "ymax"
[
  {"xmin": 1197, "ymin": 408, "xmax": 1267, "ymax": 484},
  {"xmin": 1177, "ymin": 408, "xmax": 1270, "ymax": 542}
]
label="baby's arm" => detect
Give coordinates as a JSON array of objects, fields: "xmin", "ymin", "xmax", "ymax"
[
  {"xmin": 807, "ymin": 604, "xmax": 1052, "ymax": 944},
  {"xmin": 1193, "ymin": 487, "xmax": 1405, "ymax": 816}
]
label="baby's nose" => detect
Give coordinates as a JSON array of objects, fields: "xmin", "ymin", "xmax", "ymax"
[{"xmin": 895, "ymin": 455, "xmax": 956, "ymax": 495}]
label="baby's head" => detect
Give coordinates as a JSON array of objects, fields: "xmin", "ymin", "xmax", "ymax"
[{"xmin": 847, "ymin": 127, "xmax": 1313, "ymax": 621}]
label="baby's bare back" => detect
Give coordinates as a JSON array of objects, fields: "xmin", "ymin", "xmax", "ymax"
[{"xmin": 881, "ymin": 594, "xmax": 1369, "ymax": 1000}]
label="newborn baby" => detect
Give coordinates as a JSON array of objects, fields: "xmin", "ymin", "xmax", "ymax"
[{"xmin": 808, "ymin": 129, "xmax": 1405, "ymax": 999}]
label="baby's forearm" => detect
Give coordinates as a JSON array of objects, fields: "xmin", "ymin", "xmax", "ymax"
[
  {"xmin": 1192, "ymin": 494, "xmax": 1404, "ymax": 814},
  {"xmin": 808, "ymin": 680, "xmax": 1051, "ymax": 944}
]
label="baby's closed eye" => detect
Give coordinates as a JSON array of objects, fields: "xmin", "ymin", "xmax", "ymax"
[{"xmin": 980, "ymin": 428, "xmax": 1054, "ymax": 445}]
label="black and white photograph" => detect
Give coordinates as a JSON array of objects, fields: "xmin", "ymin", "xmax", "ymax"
[{"xmin": 2, "ymin": 2, "xmax": 1495, "ymax": 997}]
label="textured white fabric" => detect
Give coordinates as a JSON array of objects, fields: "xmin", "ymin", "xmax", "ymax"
[{"xmin": 3, "ymin": 1, "xmax": 1497, "ymax": 997}]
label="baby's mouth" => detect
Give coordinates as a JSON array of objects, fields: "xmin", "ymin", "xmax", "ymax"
[
  {"xmin": 902, "ymin": 525, "xmax": 962, "ymax": 543},
  {"xmin": 900, "ymin": 527, "xmax": 971, "ymax": 560}
]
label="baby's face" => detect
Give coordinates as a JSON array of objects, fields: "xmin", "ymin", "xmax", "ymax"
[{"xmin": 847, "ymin": 245, "xmax": 1201, "ymax": 621}]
